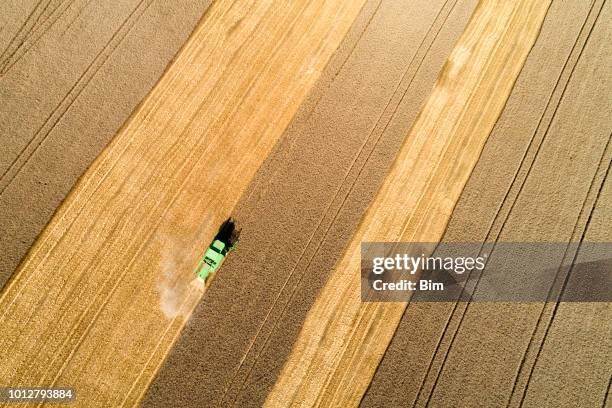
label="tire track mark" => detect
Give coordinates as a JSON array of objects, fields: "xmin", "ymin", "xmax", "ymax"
[
  {"xmin": 602, "ymin": 375, "xmax": 612, "ymax": 408},
  {"xmin": 0, "ymin": 0, "xmax": 76, "ymax": 75},
  {"xmin": 515, "ymin": 133, "xmax": 611, "ymax": 407},
  {"xmin": 0, "ymin": 0, "xmax": 52, "ymax": 69},
  {"xmin": 419, "ymin": 1, "xmax": 606, "ymax": 404},
  {"xmin": 0, "ymin": 0, "xmax": 153, "ymax": 195}
]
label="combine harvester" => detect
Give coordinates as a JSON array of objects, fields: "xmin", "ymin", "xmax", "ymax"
[{"xmin": 193, "ymin": 218, "xmax": 240, "ymax": 284}]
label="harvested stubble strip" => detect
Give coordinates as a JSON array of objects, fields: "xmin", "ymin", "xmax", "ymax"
[
  {"xmin": 0, "ymin": 0, "xmax": 367, "ymax": 406},
  {"xmin": 265, "ymin": 0, "xmax": 552, "ymax": 406}
]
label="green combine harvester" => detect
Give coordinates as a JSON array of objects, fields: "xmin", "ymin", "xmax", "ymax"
[{"xmin": 194, "ymin": 218, "xmax": 240, "ymax": 282}]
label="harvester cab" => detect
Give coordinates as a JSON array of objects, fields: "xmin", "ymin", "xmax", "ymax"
[{"xmin": 194, "ymin": 218, "xmax": 240, "ymax": 282}]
